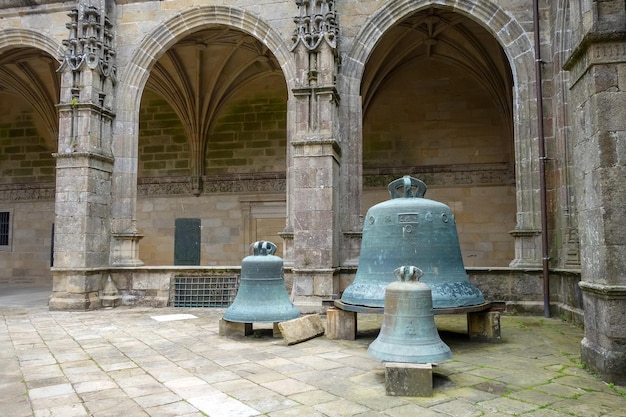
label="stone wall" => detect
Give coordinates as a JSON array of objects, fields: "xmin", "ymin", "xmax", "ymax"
[
  {"xmin": 139, "ymin": 92, "xmax": 191, "ymax": 177},
  {"xmin": 0, "ymin": 92, "xmax": 55, "ymax": 285},
  {"xmin": 205, "ymin": 90, "xmax": 287, "ymax": 175},
  {"xmin": 0, "ymin": 98, "xmax": 56, "ymax": 184},
  {"xmin": 136, "ymin": 192, "xmax": 286, "ymax": 266},
  {"xmin": 0, "ymin": 199, "xmax": 54, "ymax": 285}
]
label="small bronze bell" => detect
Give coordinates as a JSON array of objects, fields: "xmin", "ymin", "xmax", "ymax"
[
  {"xmin": 223, "ymin": 241, "xmax": 301, "ymax": 323},
  {"xmin": 368, "ymin": 266, "xmax": 452, "ymax": 364},
  {"xmin": 341, "ymin": 175, "xmax": 484, "ymax": 309}
]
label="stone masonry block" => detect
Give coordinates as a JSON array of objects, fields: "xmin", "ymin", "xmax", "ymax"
[
  {"xmin": 468, "ymin": 311, "xmax": 501, "ymax": 343},
  {"xmin": 385, "ymin": 362, "xmax": 433, "ymax": 397},
  {"xmin": 325, "ymin": 307, "xmax": 356, "ymax": 340},
  {"xmin": 278, "ymin": 314, "xmax": 325, "ymax": 345},
  {"xmin": 219, "ymin": 319, "xmax": 253, "ymax": 337}
]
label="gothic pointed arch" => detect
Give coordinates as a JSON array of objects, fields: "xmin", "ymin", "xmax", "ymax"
[
  {"xmin": 110, "ymin": 5, "xmax": 293, "ymax": 259},
  {"xmin": 341, "ymin": 0, "xmax": 543, "ymax": 268},
  {"xmin": 118, "ymin": 6, "xmax": 296, "ymax": 113},
  {"xmin": 0, "ymin": 29, "xmax": 63, "ymax": 148}
]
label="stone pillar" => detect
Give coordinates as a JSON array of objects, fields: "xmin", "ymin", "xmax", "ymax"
[
  {"xmin": 50, "ymin": 0, "xmax": 117, "ymax": 310},
  {"xmin": 288, "ymin": 0, "xmax": 341, "ymax": 312},
  {"xmin": 564, "ymin": 0, "xmax": 626, "ymax": 384}
]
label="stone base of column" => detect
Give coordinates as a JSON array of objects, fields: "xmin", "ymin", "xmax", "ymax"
[
  {"xmin": 509, "ymin": 229, "xmax": 542, "ymax": 268},
  {"xmin": 49, "ymin": 270, "xmax": 104, "ymax": 311},
  {"xmin": 581, "ymin": 337, "xmax": 626, "ymax": 385},
  {"xmin": 579, "ymin": 282, "xmax": 626, "ymax": 385},
  {"xmin": 110, "ymin": 232, "xmax": 145, "ymax": 266},
  {"xmin": 49, "ymin": 291, "xmax": 101, "ymax": 310},
  {"xmin": 290, "ymin": 268, "xmax": 338, "ymax": 314}
]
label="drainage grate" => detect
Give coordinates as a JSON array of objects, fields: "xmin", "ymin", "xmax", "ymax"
[{"xmin": 173, "ymin": 276, "xmax": 239, "ymax": 307}]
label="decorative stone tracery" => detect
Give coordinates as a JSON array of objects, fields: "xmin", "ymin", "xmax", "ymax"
[
  {"xmin": 58, "ymin": 2, "xmax": 116, "ymax": 82},
  {"xmin": 291, "ymin": 0, "xmax": 338, "ymax": 52}
]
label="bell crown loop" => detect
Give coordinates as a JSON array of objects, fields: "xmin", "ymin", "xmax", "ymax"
[
  {"xmin": 394, "ymin": 266, "xmax": 423, "ymax": 282},
  {"xmin": 252, "ymin": 241, "xmax": 277, "ymax": 256},
  {"xmin": 388, "ymin": 175, "xmax": 427, "ymax": 199}
]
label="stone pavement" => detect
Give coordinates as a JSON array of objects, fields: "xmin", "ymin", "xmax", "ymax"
[{"xmin": 1, "ymin": 288, "xmax": 626, "ymax": 417}]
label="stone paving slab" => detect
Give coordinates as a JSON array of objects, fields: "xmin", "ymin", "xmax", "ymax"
[{"xmin": 1, "ymin": 298, "xmax": 626, "ymax": 417}]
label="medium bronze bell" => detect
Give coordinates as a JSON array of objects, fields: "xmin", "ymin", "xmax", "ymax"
[
  {"xmin": 341, "ymin": 175, "xmax": 484, "ymax": 309},
  {"xmin": 223, "ymin": 241, "xmax": 301, "ymax": 323},
  {"xmin": 368, "ymin": 266, "xmax": 452, "ymax": 363}
]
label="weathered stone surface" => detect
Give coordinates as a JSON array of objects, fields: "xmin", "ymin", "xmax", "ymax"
[
  {"xmin": 278, "ymin": 314, "xmax": 325, "ymax": 345},
  {"xmin": 325, "ymin": 307, "xmax": 357, "ymax": 340},
  {"xmin": 385, "ymin": 362, "xmax": 433, "ymax": 397},
  {"xmin": 218, "ymin": 319, "xmax": 253, "ymax": 337},
  {"xmin": 468, "ymin": 311, "xmax": 502, "ymax": 343}
]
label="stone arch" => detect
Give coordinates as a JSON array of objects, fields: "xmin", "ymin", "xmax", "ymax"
[
  {"xmin": 118, "ymin": 6, "xmax": 295, "ymax": 115},
  {"xmin": 341, "ymin": 0, "xmax": 542, "ymax": 268},
  {"xmin": 0, "ymin": 29, "xmax": 63, "ymax": 149},
  {"xmin": 110, "ymin": 5, "xmax": 294, "ymax": 251},
  {"xmin": 0, "ymin": 28, "xmax": 64, "ymax": 56},
  {"xmin": 344, "ymin": 1, "xmax": 534, "ymax": 88}
]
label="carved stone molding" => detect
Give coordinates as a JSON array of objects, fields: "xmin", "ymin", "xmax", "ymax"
[
  {"xmin": 0, "ymin": 182, "xmax": 55, "ymax": 201},
  {"xmin": 564, "ymin": 31, "xmax": 626, "ymax": 86},
  {"xmin": 138, "ymin": 173, "xmax": 286, "ymax": 196},
  {"xmin": 363, "ymin": 163, "xmax": 514, "ymax": 188}
]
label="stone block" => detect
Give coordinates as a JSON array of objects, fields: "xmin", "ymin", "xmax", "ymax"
[
  {"xmin": 278, "ymin": 314, "xmax": 325, "ymax": 345},
  {"xmin": 219, "ymin": 319, "xmax": 253, "ymax": 337},
  {"xmin": 293, "ymin": 275, "xmax": 314, "ymax": 296},
  {"xmin": 468, "ymin": 311, "xmax": 501, "ymax": 343},
  {"xmin": 385, "ymin": 362, "xmax": 433, "ymax": 397},
  {"xmin": 325, "ymin": 307, "xmax": 357, "ymax": 340}
]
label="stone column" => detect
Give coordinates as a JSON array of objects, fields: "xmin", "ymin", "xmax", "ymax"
[
  {"xmin": 564, "ymin": 0, "xmax": 626, "ymax": 384},
  {"xmin": 50, "ymin": 0, "xmax": 117, "ymax": 310},
  {"xmin": 288, "ymin": 0, "xmax": 341, "ymax": 312}
]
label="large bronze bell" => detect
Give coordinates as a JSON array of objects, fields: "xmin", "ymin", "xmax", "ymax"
[
  {"xmin": 223, "ymin": 241, "xmax": 301, "ymax": 323},
  {"xmin": 342, "ymin": 175, "xmax": 484, "ymax": 309},
  {"xmin": 368, "ymin": 266, "xmax": 452, "ymax": 363}
]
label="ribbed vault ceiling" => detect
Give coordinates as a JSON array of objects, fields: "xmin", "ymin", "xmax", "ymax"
[
  {"xmin": 0, "ymin": 47, "xmax": 60, "ymax": 147},
  {"xmin": 362, "ymin": 7, "xmax": 513, "ymax": 128},
  {"xmin": 145, "ymin": 27, "xmax": 284, "ymax": 177}
]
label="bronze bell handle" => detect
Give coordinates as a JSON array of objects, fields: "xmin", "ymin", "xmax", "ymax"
[
  {"xmin": 394, "ymin": 265, "xmax": 424, "ymax": 282},
  {"xmin": 252, "ymin": 240, "xmax": 277, "ymax": 256},
  {"xmin": 388, "ymin": 175, "xmax": 427, "ymax": 199}
]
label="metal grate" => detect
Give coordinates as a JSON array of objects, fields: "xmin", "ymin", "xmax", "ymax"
[
  {"xmin": 0, "ymin": 211, "xmax": 10, "ymax": 246},
  {"xmin": 173, "ymin": 276, "xmax": 239, "ymax": 307}
]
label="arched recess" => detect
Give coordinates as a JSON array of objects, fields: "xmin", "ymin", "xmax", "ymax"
[
  {"xmin": 0, "ymin": 29, "xmax": 63, "ymax": 150},
  {"xmin": 341, "ymin": 0, "xmax": 541, "ymax": 268},
  {"xmin": 114, "ymin": 6, "xmax": 294, "ymax": 265},
  {"xmin": 0, "ymin": 29, "xmax": 62, "ymax": 285}
]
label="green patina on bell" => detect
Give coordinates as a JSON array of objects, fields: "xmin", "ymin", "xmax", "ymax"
[
  {"xmin": 368, "ymin": 266, "xmax": 452, "ymax": 364},
  {"xmin": 223, "ymin": 241, "xmax": 301, "ymax": 323},
  {"xmin": 342, "ymin": 175, "xmax": 484, "ymax": 309}
]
